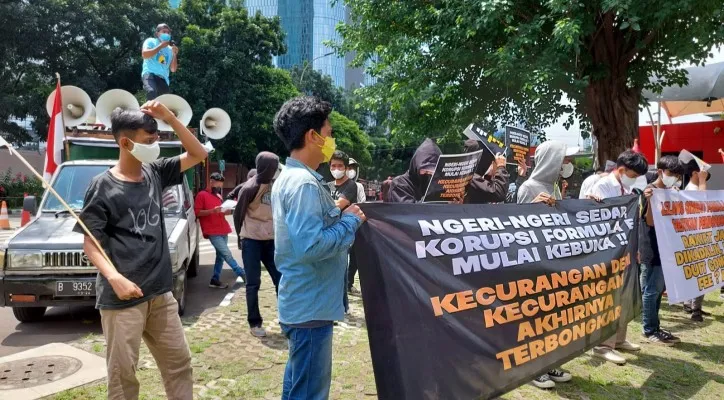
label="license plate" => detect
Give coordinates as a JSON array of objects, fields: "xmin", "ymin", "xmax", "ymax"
[{"xmin": 55, "ymin": 281, "xmax": 95, "ymax": 297}]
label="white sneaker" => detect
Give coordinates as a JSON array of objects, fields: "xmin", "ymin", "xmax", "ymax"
[
  {"xmin": 593, "ymin": 348, "xmax": 627, "ymax": 365},
  {"xmin": 616, "ymin": 340, "xmax": 641, "ymax": 352},
  {"xmin": 531, "ymin": 374, "xmax": 556, "ymax": 389},
  {"xmin": 250, "ymin": 326, "xmax": 267, "ymax": 338}
]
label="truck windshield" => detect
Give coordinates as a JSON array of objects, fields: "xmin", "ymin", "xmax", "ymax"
[
  {"xmin": 42, "ymin": 165, "xmax": 110, "ymax": 212},
  {"xmin": 42, "ymin": 165, "xmax": 183, "ymax": 215}
]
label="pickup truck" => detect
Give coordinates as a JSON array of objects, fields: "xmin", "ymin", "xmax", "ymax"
[{"xmin": 0, "ymin": 158, "xmax": 201, "ymax": 322}]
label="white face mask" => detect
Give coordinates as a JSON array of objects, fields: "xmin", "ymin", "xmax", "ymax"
[
  {"xmin": 560, "ymin": 163, "xmax": 574, "ymax": 179},
  {"xmin": 662, "ymin": 174, "xmax": 678, "ymax": 188},
  {"xmin": 620, "ymin": 174, "xmax": 638, "ymax": 189},
  {"xmin": 331, "ymin": 169, "xmax": 346, "ymax": 180},
  {"xmin": 128, "ymin": 140, "xmax": 160, "ymax": 163},
  {"xmin": 347, "ymin": 170, "xmax": 357, "ymax": 180},
  {"xmin": 674, "ymin": 179, "xmax": 682, "ymax": 188}
]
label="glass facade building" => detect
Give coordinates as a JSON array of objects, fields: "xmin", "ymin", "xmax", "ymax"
[{"xmin": 246, "ymin": 0, "xmax": 348, "ymax": 88}]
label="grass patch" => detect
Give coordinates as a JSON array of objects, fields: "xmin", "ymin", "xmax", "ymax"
[{"xmin": 91, "ymin": 343, "xmax": 104, "ymax": 354}]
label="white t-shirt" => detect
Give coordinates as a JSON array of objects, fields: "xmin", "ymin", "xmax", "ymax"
[
  {"xmin": 591, "ymin": 173, "xmax": 631, "ymax": 199},
  {"xmin": 685, "ymin": 182, "xmax": 698, "ymax": 191},
  {"xmin": 579, "ymin": 173, "xmax": 604, "ymax": 199},
  {"xmin": 356, "ymin": 182, "xmax": 367, "ymax": 203}
]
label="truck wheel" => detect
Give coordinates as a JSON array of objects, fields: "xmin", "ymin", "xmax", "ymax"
[
  {"xmin": 187, "ymin": 247, "xmax": 199, "ymax": 279},
  {"xmin": 12, "ymin": 307, "xmax": 46, "ymax": 323},
  {"xmin": 176, "ymin": 275, "xmax": 187, "ymax": 316}
]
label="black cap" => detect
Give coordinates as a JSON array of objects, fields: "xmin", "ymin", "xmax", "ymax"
[
  {"xmin": 210, "ymin": 172, "xmax": 224, "ymax": 182},
  {"xmin": 156, "ymin": 23, "xmax": 171, "ymax": 32}
]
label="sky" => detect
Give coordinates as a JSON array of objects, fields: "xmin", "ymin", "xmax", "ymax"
[{"xmin": 544, "ymin": 47, "xmax": 724, "ymax": 147}]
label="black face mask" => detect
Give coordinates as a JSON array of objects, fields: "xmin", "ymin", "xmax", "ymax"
[{"xmin": 211, "ymin": 187, "xmax": 222, "ymax": 195}]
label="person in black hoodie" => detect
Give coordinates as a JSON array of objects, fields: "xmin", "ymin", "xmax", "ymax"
[
  {"xmin": 385, "ymin": 138, "xmax": 441, "ymax": 203},
  {"xmin": 462, "ymin": 139, "xmax": 510, "ymax": 204},
  {"xmin": 233, "ymin": 152, "xmax": 282, "ymax": 338}
]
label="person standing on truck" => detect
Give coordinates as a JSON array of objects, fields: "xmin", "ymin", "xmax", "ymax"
[
  {"xmin": 141, "ymin": 23, "xmax": 178, "ymax": 100},
  {"xmin": 195, "ymin": 172, "xmax": 247, "ymax": 289},
  {"xmin": 73, "ymin": 101, "xmax": 208, "ymax": 400}
]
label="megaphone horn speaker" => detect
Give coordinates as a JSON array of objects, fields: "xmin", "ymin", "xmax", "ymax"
[
  {"xmin": 201, "ymin": 108, "xmax": 231, "ymax": 140},
  {"xmin": 46, "ymin": 85, "xmax": 94, "ymax": 128},
  {"xmin": 95, "ymin": 89, "xmax": 140, "ymax": 129},
  {"xmin": 155, "ymin": 94, "xmax": 193, "ymax": 131}
]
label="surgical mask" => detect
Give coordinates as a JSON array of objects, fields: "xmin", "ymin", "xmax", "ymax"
[
  {"xmin": 159, "ymin": 33, "xmax": 171, "ymax": 42},
  {"xmin": 662, "ymin": 174, "xmax": 678, "ymax": 188},
  {"xmin": 674, "ymin": 179, "xmax": 682, "ymax": 188},
  {"xmin": 347, "ymin": 170, "xmax": 357, "ymax": 180},
  {"xmin": 620, "ymin": 174, "xmax": 638, "ymax": 189},
  {"xmin": 128, "ymin": 140, "xmax": 160, "ymax": 163},
  {"xmin": 331, "ymin": 169, "xmax": 346, "ymax": 180},
  {"xmin": 315, "ymin": 133, "xmax": 336, "ymax": 163},
  {"xmin": 560, "ymin": 163, "xmax": 574, "ymax": 179}
]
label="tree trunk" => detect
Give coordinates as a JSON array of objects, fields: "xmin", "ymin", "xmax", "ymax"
[{"xmin": 584, "ymin": 77, "xmax": 640, "ymax": 163}]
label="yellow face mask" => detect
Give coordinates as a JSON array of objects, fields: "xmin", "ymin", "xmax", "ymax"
[{"xmin": 315, "ymin": 132, "xmax": 336, "ymax": 163}]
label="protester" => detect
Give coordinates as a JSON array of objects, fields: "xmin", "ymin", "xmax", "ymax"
[
  {"xmin": 640, "ymin": 156, "xmax": 684, "ymax": 345},
  {"xmin": 514, "ymin": 139, "xmax": 573, "ymax": 389},
  {"xmin": 272, "ymin": 96, "xmax": 366, "ymax": 399},
  {"xmin": 385, "ymin": 139, "xmax": 441, "ymax": 203},
  {"xmin": 348, "ymin": 158, "xmax": 367, "ymax": 203},
  {"xmin": 589, "ymin": 150, "xmax": 648, "ymax": 364},
  {"xmin": 579, "ymin": 161, "xmax": 615, "ymax": 199},
  {"xmin": 195, "ymin": 173, "xmax": 247, "ymax": 289},
  {"xmin": 558, "ymin": 156, "xmax": 575, "ymax": 198},
  {"xmin": 516, "ymin": 140, "xmax": 568, "ymax": 205},
  {"xmin": 227, "ymin": 168, "xmax": 258, "ymax": 201},
  {"xmin": 233, "ymin": 152, "xmax": 282, "ymax": 338},
  {"xmin": 462, "ymin": 139, "xmax": 510, "ymax": 204},
  {"xmin": 141, "ymin": 23, "xmax": 178, "ymax": 100},
  {"xmin": 682, "ymin": 160, "xmax": 711, "ymax": 322},
  {"xmin": 328, "ymin": 150, "xmax": 359, "ymax": 209},
  {"xmin": 74, "ymin": 102, "xmax": 207, "ymax": 399}
]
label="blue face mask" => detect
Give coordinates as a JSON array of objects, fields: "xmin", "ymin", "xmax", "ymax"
[{"xmin": 159, "ymin": 33, "xmax": 171, "ymax": 42}]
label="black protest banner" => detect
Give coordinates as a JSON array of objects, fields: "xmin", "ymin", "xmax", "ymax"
[
  {"xmin": 505, "ymin": 126, "xmax": 532, "ymax": 166},
  {"xmin": 354, "ymin": 196, "xmax": 640, "ymax": 400},
  {"xmin": 423, "ymin": 150, "xmax": 484, "ymax": 202},
  {"xmin": 463, "ymin": 123, "xmax": 505, "ymax": 155}
]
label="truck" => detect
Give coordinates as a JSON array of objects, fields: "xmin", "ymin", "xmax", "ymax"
[{"xmin": 0, "ymin": 128, "xmax": 201, "ymax": 322}]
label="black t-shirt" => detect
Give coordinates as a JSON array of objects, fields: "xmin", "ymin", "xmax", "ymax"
[
  {"xmin": 639, "ymin": 183, "xmax": 660, "ymax": 266},
  {"xmin": 328, "ymin": 179, "xmax": 358, "ymax": 204},
  {"xmin": 73, "ymin": 157, "xmax": 183, "ymax": 309}
]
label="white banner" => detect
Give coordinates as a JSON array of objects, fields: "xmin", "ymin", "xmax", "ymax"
[{"xmin": 651, "ymin": 189, "xmax": 724, "ymax": 304}]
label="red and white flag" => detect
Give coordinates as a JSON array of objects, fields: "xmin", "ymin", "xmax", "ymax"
[{"xmin": 44, "ymin": 79, "xmax": 65, "ymax": 181}]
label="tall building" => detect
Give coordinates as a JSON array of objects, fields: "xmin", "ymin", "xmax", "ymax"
[{"xmin": 246, "ymin": 0, "xmax": 354, "ymax": 88}]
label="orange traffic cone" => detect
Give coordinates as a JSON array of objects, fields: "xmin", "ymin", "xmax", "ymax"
[
  {"xmin": 20, "ymin": 196, "xmax": 31, "ymax": 227},
  {"xmin": 0, "ymin": 201, "xmax": 10, "ymax": 230}
]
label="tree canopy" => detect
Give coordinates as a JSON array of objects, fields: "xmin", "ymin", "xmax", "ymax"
[{"xmin": 340, "ymin": 0, "xmax": 724, "ymax": 160}]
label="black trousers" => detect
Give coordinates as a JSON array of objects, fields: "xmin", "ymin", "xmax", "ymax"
[
  {"xmin": 241, "ymin": 238, "xmax": 281, "ymax": 328},
  {"xmin": 142, "ymin": 74, "xmax": 170, "ymax": 100}
]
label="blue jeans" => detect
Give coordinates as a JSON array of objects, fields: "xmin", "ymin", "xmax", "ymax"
[
  {"xmin": 640, "ymin": 263, "xmax": 665, "ymax": 335},
  {"xmin": 208, "ymin": 235, "xmax": 245, "ymax": 282},
  {"xmin": 281, "ymin": 323, "xmax": 334, "ymax": 400},
  {"xmin": 241, "ymin": 239, "xmax": 281, "ymax": 327}
]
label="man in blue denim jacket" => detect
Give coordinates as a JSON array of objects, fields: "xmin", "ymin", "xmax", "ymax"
[{"xmin": 271, "ymin": 96, "xmax": 366, "ymax": 400}]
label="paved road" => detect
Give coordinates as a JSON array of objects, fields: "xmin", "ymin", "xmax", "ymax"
[{"xmin": 0, "ymin": 218, "xmax": 246, "ymax": 357}]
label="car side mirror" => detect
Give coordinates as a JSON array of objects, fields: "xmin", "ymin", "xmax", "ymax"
[{"xmin": 23, "ymin": 196, "xmax": 37, "ymax": 215}]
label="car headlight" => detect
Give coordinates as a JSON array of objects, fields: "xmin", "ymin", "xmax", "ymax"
[{"xmin": 8, "ymin": 251, "xmax": 44, "ymax": 269}]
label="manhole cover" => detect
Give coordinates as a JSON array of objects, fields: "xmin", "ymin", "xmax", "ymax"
[{"xmin": 0, "ymin": 356, "xmax": 82, "ymax": 390}]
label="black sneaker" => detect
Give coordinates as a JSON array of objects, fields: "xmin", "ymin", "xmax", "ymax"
[
  {"xmin": 547, "ymin": 369, "xmax": 572, "ymax": 383},
  {"xmin": 691, "ymin": 310, "xmax": 704, "ymax": 322},
  {"xmin": 209, "ymin": 279, "xmax": 229, "ymax": 289},
  {"xmin": 531, "ymin": 374, "xmax": 555, "ymax": 389},
  {"xmin": 658, "ymin": 329, "xmax": 681, "ymax": 344},
  {"xmin": 683, "ymin": 305, "xmax": 711, "ymax": 316},
  {"xmin": 683, "ymin": 304, "xmax": 693, "ymax": 313},
  {"xmin": 644, "ymin": 330, "xmax": 677, "ymax": 346},
  {"xmin": 348, "ymin": 286, "xmax": 361, "ymax": 296}
]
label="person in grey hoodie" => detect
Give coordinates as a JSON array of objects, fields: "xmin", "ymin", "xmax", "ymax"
[
  {"xmin": 515, "ymin": 139, "xmax": 573, "ymax": 389},
  {"xmin": 517, "ymin": 140, "xmax": 568, "ymax": 205}
]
